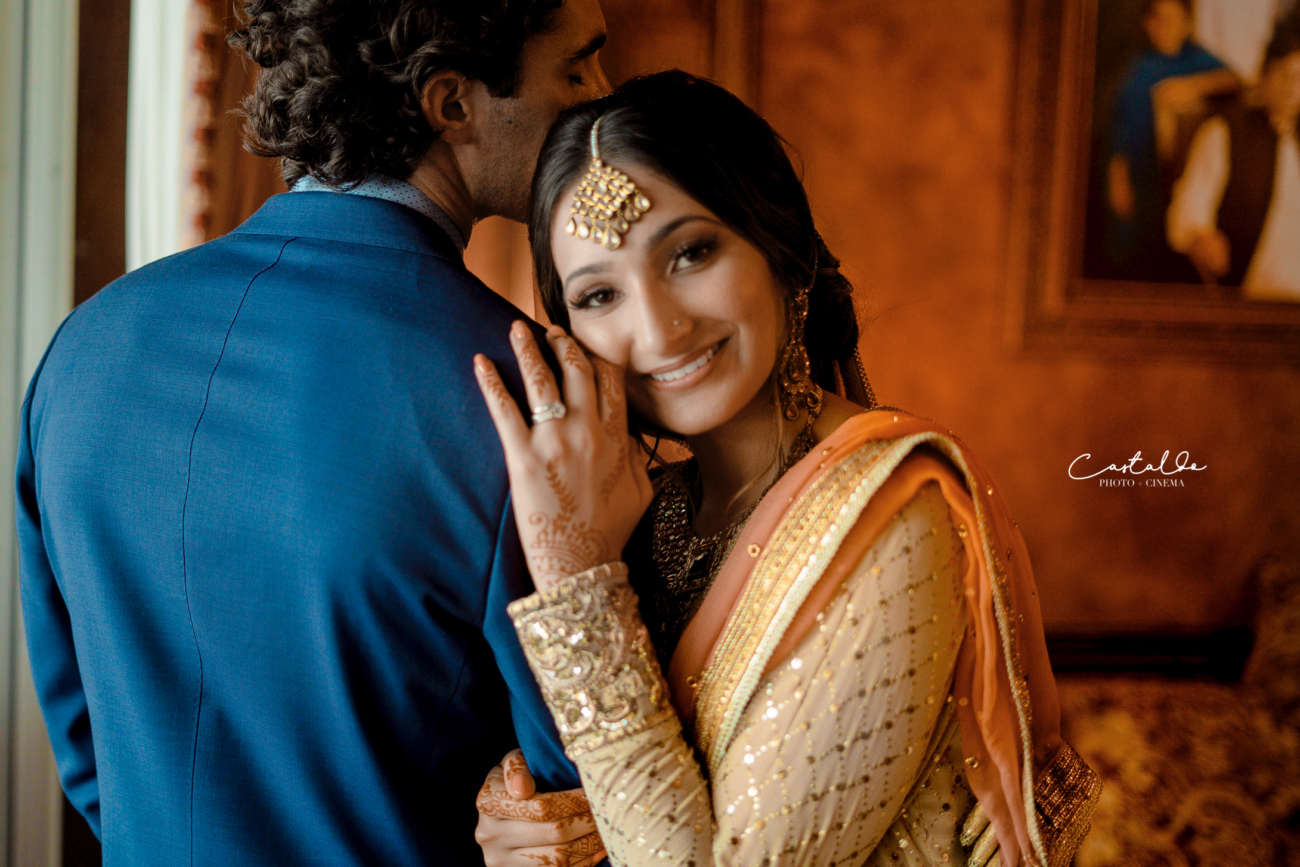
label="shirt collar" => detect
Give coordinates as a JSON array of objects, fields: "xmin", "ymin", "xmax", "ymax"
[{"xmin": 292, "ymin": 174, "xmax": 466, "ymax": 253}]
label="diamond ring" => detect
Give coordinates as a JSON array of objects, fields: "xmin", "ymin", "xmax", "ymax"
[{"xmin": 530, "ymin": 401, "xmax": 568, "ymax": 425}]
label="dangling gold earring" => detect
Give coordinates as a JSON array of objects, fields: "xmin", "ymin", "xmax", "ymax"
[{"xmin": 778, "ymin": 281, "xmax": 823, "ymax": 421}]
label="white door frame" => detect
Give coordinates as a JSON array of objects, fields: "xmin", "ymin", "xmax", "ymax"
[{"xmin": 1, "ymin": 0, "xmax": 80, "ymax": 863}]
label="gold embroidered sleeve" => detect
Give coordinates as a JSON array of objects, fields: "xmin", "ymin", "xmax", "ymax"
[
  {"xmin": 509, "ymin": 563, "xmax": 714, "ymax": 866},
  {"xmin": 507, "ymin": 563, "xmax": 675, "ymax": 757}
]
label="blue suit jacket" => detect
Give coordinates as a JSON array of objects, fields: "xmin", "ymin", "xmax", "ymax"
[{"xmin": 15, "ymin": 192, "xmax": 581, "ymax": 865}]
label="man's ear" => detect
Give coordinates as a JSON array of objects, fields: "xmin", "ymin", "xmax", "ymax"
[{"xmin": 419, "ymin": 70, "xmax": 480, "ymax": 145}]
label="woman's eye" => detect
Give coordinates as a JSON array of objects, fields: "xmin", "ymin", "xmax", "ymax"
[
  {"xmin": 568, "ymin": 73, "xmax": 586, "ymax": 86},
  {"xmin": 570, "ymin": 286, "xmax": 615, "ymax": 309},
  {"xmin": 671, "ymin": 237, "xmax": 716, "ymax": 272}
]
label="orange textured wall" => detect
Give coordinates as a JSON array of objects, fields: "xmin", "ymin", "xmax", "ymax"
[
  {"xmin": 754, "ymin": 0, "xmax": 1300, "ymax": 631},
  {"xmin": 599, "ymin": 0, "xmax": 713, "ymax": 84}
]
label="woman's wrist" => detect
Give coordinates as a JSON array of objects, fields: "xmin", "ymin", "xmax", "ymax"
[{"xmin": 531, "ymin": 561, "xmax": 628, "ymax": 601}]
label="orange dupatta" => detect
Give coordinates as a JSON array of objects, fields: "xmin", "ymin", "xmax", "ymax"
[{"xmin": 666, "ymin": 410, "xmax": 1095, "ymax": 867}]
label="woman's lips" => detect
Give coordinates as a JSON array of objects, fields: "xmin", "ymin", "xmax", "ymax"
[{"xmin": 643, "ymin": 340, "xmax": 725, "ymax": 390}]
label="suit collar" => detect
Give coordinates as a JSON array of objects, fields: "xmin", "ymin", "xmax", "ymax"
[{"xmin": 232, "ymin": 192, "xmax": 464, "ymax": 264}]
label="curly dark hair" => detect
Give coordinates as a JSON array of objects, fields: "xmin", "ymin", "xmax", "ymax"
[
  {"xmin": 229, "ymin": 0, "xmax": 566, "ymax": 188},
  {"xmin": 530, "ymin": 71, "xmax": 867, "ymax": 406}
]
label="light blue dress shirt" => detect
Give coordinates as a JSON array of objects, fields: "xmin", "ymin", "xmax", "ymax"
[{"xmin": 293, "ymin": 174, "xmax": 466, "ymax": 252}]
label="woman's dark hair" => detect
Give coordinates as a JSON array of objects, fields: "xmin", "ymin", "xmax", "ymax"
[
  {"xmin": 229, "ymin": 0, "xmax": 565, "ymax": 188},
  {"xmin": 530, "ymin": 70, "xmax": 864, "ymax": 404}
]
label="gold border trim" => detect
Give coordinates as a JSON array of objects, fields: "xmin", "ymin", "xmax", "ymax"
[
  {"xmin": 1034, "ymin": 742, "xmax": 1103, "ymax": 867},
  {"xmin": 695, "ymin": 438, "xmax": 895, "ymax": 769}
]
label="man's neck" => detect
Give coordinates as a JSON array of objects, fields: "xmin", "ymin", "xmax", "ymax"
[{"xmin": 407, "ymin": 144, "xmax": 477, "ymax": 244}]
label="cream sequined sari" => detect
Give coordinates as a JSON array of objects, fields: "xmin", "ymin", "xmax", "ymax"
[{"xmin": 509, "ymin": 410, "xmax": 1099, "ymax": 866}]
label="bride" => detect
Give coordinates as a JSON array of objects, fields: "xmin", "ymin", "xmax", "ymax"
[{"xmin": 472, "ymin": 70, "xmax": 1098, "ymax": 867}]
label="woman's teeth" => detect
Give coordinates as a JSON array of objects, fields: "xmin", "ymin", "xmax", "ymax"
[{"xmin": 650, "ymin": 344, "xmax": 718, "ymax": 382}]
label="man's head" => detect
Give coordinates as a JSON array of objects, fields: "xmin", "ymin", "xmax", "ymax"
[
  {"xmin": 230, "ymin": 0, "xmax": 609, "ymax": 220},
  {"xmin": 1259, "ymin": 16, "xmax": 1300, "ymax": 125},
  {"xmin": 1143, "ymin": 0, "xmax": 1193, "ymax": 57}
]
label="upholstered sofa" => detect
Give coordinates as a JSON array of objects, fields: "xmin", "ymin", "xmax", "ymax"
[{"xmin": 1059, "ymin": 559, "xmax": 1300, "ymax": 866}]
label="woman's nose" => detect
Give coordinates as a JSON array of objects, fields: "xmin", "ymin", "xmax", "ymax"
[{"xmin": 633, "ymin": 290, "xmax": 690, "ymax": 356}]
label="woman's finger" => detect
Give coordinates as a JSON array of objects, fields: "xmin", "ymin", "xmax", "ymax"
[
  {"xmin": 570, "ymin": 846, "xmax": 609, "ymax": 867},
  {"xmin": 549, "ymin": 812, "xmax": 598, "ymax": 845},
  {"xmin": 502, "ymin": 748, "xmax": 536, "ymax": 800},
  {"xmin": 477, "ymin": 811, "xmax": 598, "ymax": 848},
  {"xmin": 510, "ymin": 830, "xmax": 605, "ymax": 866},
  {"xmin": 510, "ymin": 321, "xmax": 563, "ymax": 422},
  {"xmin": 545, "ymin": 325, "xmax": 596, "ymax": 418},
  {"xmin": 959, "ymin": 800, "xmax": 990, "ymax": 846},
  {"xmin": 506, "ymin": 811, "xmax": 597, "ymax": 846},
  {"xmin": 476, "ymin": 809, "xmax": 598, "ymax": 850},
  {"xmin": 477, "ymin": 780, "xmax": 591, "ymax": 823},
  {"xmin": 473, "ymin": 355, "xmax": 530, "ymax": 453},
  {"xmin": 970, "ymin": 823, "xmax": 1000, "ymax": 867},
  {"xmin": 591, "ymin": 356, "xmax": 627, "ymax": 426}
]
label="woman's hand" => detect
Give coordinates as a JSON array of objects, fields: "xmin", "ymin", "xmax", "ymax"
[
  {"xmin": 474, "ymin": 322, "xmax": 653, "ymax": 591},
  {"xmin": 959, "ymin": 801, "xmax": 1002, "ymax": 867},
  {"xmin": 475, "ymin": 748, "xmax": 606, "ymax": 867}
]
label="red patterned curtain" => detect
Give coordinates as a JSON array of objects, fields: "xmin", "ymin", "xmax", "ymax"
[{"xmin": 188, "ymin": 0, "xmax": 284, "ymax": 242}]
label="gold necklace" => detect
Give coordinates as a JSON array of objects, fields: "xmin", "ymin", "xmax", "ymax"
[{"xmin": 644, "ymin": 396, "xmax": 823, "ymax": 658}]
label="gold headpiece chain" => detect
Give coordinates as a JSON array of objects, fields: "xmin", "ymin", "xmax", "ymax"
[{"xmin": 564, "ymin": 116, "xmax": 653, "ymax": 250}]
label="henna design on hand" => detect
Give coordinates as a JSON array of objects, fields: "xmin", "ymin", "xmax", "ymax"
[
  {"xmin": 520, "ymin": 831, "xmax": 605, "ymax": 866},
  {"xmin": 518, "ymin": 333, "xmax": 557, "ymax": 402},
  {"xmin": 595, "ymin": 362, "xmax": 630, "ymax": 506},
  {"xmin": 476, "ymin": 782, "xmax": 592, "ymax": 822},
  {"xmin": 480, "ymin": 362, "xmax": 516, "ymax": 409},
  {"xmin": 526, "ymin": 460, "xmax": 611, "ymax": 586},
  {"xmin": 559, "ymin": 338, "xmax": 587, "ymax": 371},
  {"xmin": 503, "ymin": 749, "xmax": 533, "ymax": 795}
]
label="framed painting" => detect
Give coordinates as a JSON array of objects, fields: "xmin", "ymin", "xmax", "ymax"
[{"xmin": 1005, "ymin": 0, "xmax": 1300, "ymax": 361}]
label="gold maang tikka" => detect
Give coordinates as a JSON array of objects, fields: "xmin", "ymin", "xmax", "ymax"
[{"xmin": 565, "ymin": 116, "xmax": 652, "ymax": 250}]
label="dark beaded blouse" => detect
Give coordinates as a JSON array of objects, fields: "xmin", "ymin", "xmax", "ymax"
[{"xmin": 625, "ymin": 461, "xmax": 724, "ymax": 671}]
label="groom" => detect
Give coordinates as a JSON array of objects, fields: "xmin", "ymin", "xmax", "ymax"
[{"xmin": 15, "ymin": 1, "xmax": 608, "ymax": 864}]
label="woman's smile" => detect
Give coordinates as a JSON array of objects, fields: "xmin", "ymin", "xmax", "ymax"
[{"xmin": 643, "ymin": 339, "xmax": 725, "ymax": 388}]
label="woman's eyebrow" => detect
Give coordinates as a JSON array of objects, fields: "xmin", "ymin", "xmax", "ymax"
[
  {"xmin": 563, "ymin": 261, "xmax": 612, "ymax": 285},
  {"xmin": 647, "ymin": 215, "xmax": 721, "ymax": 249},
  {"xmin": 562, "ymin": 215, "xmax": 720, "ymax": 286}
]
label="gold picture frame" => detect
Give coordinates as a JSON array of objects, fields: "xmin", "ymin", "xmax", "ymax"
[{"xmin": 1004, "ymin": 0, "xmax": 1300, "ymax": 362}]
